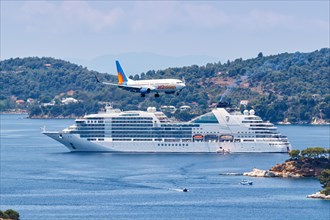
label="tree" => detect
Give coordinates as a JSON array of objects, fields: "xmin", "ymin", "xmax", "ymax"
[
  {"xmin": 318, "ymin": 169, "xmax": 330, "ymax": 195},
  {"xmin": 289, "ymin": 149, "xmax": 300, "ymax": 160},
  {"xmin": 0, "ymin": 211, "xmax": 10, "ymax": 219},
  {"xmin": 4, "ymin": 209, "xmax": 20, "ymax": 220},
  {"xmin": 301, "ymin": 147, "xmax": 327, "ymax": 159}
]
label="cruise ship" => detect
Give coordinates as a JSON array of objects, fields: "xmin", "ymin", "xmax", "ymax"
[{"xmin": 43, "ymin": 103, "xmax": 291, "ymax": 153}]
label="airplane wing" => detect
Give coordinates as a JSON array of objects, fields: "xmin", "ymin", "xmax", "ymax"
[
  {"xmin": 94, "ymin": 75, "xmax": 121, "ymax": 86},
  {"xmin": 102, "ymin": 81, "xmax": 152, "ymax": 91},
  {"xmin": 118, "ymin": 85, "xmax": 142, "ymax": 93},
  {"xmin": 118, "ymin": 84, "xmax": 156, "ymax": 93},
  {"xmin": 101, "ymin": 81, "xmax": 121, "ymax": 86}
]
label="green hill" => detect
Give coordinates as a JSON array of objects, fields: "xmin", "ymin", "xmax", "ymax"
[{"xmin": 1, "ymin": 48, "xmax": 329, "ymax": 123}]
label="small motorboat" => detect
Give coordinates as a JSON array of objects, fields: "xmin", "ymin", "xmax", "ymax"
[
  {"xmin": 240, "ymin": 180, "xmax": 253, "ymax": 185},
  {"xmin": 182, "ymin": 188, "xmax": 188, "ymax": 192}
]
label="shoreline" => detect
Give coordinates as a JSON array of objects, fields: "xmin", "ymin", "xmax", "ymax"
[
  {"xmin": 243, "ymin": 168, "xmax": 330, "ymax": 200},
  {"xmin": 28, "ymin": 115, "xmax": 77, "ymax": 119},
  {"xmin": 307, "ymin": 192, "xmax": 330, "ymax": 200},
  {"xmin": 243, "ymin": 153, "xmax": 330, "ymax": 200},
  {"xmin": 1, "ymin": 112, "xmax": 330, "ymax": 124}
]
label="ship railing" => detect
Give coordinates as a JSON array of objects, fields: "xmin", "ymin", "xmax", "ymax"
[{"xmin": 255, "ymin": 138, "xmax": 289, "ymax": 142}]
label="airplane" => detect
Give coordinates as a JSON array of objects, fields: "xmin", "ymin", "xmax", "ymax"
[{"xmin": 96, "ymin": 60, "xmax": 186, "ymax": 97}]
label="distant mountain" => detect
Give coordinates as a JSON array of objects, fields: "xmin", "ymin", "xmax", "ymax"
[
  {"xmin": 68, "ymin": 52, "xmax": 219, "ymax": 75},
  {"xmin": 1, "ymin": 48, "xmax": 329, "ymax": 123}
]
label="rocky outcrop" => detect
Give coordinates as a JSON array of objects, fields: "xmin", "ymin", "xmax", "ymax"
[
  {"xmin": 244, "ymin": 158, "xmax": 329, "ymax": 178},
  {"xmin": 243, "ymin": 157, "xmax": 330, "ymax": 200},
  {"xmin": 243, "ymin": 168, "xmax": 302, "ymax": 178},
  {"xmin": 243, "ymin": 168, "xmax": 267, "ymax": 177},
  {"xmin": 307, "ymin": 192, "xmax": 330, "ymax": 200}
]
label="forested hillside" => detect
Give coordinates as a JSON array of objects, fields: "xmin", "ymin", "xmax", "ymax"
[{"xmin": 1, "ymin": 48, "xmax": 329, "ymax": 123}]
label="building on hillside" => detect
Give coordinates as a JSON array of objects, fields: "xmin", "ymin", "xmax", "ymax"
[
  {"xmin": 27, "ymin": 98, "xmax": 35, "ymax": 104},
  {"xmin": 42, "ymin": 101, "xmax": 55, "ymax": 107},
  {"xmin": 160, "ymin": 106, "xmax": 176, "ymax": 113},
  {"xmin": 179, "ymin": 105, "xmax": 191, "ymax": 111},
  {"xmin": 61, "ymin": 97, "xmax": 79, "ymax": 105},
  {"xmin": 240, "ymin": 100, "xmax": 249, "ymax": 106},
  {"xmin": 67, "ymin": 90, "xmax": 75, "ymax": 96},
  {"xmin": 15, "ymin": 100, "xmax": 25, "ymax": 104}
]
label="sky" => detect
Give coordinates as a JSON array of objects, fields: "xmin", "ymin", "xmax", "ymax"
[{"xmin": 1, "ymin": 0, "xmax": 329, "ymax": 69}]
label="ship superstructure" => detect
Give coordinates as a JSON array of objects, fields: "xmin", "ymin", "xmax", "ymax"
[{"xmin": 43, "ymin": 104, "xmax": 291, "ymax": 153}]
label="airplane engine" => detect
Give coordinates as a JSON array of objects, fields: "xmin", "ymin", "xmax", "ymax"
[{"xmin": 140, "ymin": 88, "xmax": 151, "ymax": 94}]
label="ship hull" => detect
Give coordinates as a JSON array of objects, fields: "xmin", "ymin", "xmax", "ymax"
[{"xmin": 43, "ymin": 132, "xmax": 290, "ymax": 153}]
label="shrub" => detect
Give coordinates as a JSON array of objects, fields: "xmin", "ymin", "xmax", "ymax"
[
  {"xmin": 321, "ymin": 187, "xmax": 330, "ymax": 196},
  {"xmin": 289, "ymin": 149, "xmax": 300, "ymax": 160},
  {"xmin": 318, "ymin": 169, "xmax": 330, "ymax": 190},
  {"xmin": 0, "ymin": 211, "xmax": 10, "ymax": 218},
  {"xmin": 4, "ymin": 209, "xmax": 20, "ymax": 220}
]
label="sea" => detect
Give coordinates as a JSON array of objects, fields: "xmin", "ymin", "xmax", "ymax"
[{"xmin": 0, "ymin": 114, "xmax": 329, "ymax": 220}]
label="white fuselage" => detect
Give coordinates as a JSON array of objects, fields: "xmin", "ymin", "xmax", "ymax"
[{"xmin": 126, "ymin": 79, "xmax": 185, "ymax": 93}]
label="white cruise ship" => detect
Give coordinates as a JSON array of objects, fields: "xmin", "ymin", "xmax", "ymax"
[{"xmin": 43, "ymin": 103, "xmax": 291, "ymax": 153}]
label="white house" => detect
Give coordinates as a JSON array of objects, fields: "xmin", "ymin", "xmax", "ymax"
[
  {"xmin": 240, "ymin": 100, "xmax": 249, "ymax": 106},
  {"xmin": 61, "ymin": 97, "xmax": 79, "ymax": 105},
  {"xmin": 179, "ymin": 105, "xmax": 191, "ymax": 111}
]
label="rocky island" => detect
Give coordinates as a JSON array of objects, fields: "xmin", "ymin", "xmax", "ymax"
[{"xmin": 244, "ymin": 147, "xmax": 330, "ymax": 199}]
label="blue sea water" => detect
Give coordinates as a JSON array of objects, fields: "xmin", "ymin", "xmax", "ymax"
[{"xmin": 0, "ymin": 114, "xmax": 329, "ymax": 220}]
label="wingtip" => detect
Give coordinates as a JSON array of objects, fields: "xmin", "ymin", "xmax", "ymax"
[{"xmin": 94, "ymin": 74, "xmax": 100, "ymax": 83}]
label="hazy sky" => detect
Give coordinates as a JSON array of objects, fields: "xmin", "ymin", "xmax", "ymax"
[{"xmin": 1, "ymin": 1, "xmax": 329, "ymax": 62}]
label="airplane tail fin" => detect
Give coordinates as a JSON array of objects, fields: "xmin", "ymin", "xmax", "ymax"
[{"xmin": 116, "ymin": 60, "xmax": 131, "ymax": 84}]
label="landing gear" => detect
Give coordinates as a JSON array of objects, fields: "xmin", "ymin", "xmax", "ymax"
[
  {"xmin": 155, "ymin": 93, "xmax": 160, "ymax": 98},
  {"xmin": 176, "ymin": 89, "xmax": 182, "ymax": 96},
  {"xmin": 141, "ymin": 94, "xmax": 145, "ymax": 97}
]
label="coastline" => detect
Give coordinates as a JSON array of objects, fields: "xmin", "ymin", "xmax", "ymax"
[
  {"xmin": 27, "ymin": 115, "xmax": 77, "ymax": 119},
  {"xmin": 0, "ymin": 111, "xmax": 76, "ymax": 119},
  {"xmin": 243, "ymin": 169, "xmax": 330, "ymax": 200},
  {"xmin": 243, "ymin": 154, "xmax": 330, "ymax": 200},
  {"xmin": 244, "ymin": 158, "xmax": 329, "ymax": 178},
  {"xmin": 0, "ymin": 110, "xmax": 28, "ymax": 115},
  {"xmin": 1, "ymin": 111, "xmax": 330, "ymax": 124},
  {"xmin": 306, "ymin": 192, "xmax": 330, "ymax": 200},
  {"xmin": 277, "ymin": 121, "xmax": 330, "ymax": 125}
]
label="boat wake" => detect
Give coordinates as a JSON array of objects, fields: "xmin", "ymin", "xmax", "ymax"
[{"xmin": 168, "ymin": 188, "xmax": 188, "ymax": 192}]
